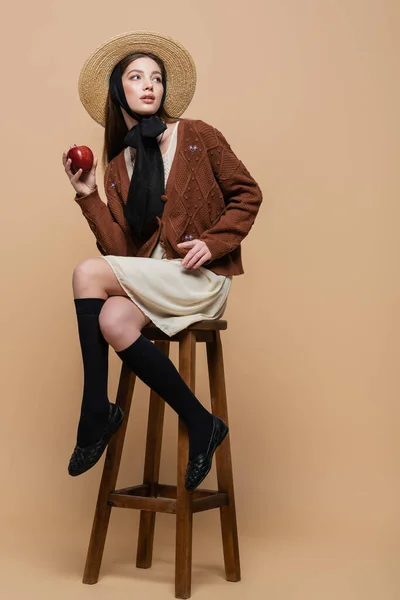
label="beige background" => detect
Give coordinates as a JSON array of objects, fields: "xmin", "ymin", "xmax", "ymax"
[{"xmin": 1, "ymin": 0, "xmax": 399, "ymax": 598}]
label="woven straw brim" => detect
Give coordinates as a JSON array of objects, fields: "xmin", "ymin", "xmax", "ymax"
[{"xmin": 78, "ymin": 31, "xmax": 197, "ymax": 127}]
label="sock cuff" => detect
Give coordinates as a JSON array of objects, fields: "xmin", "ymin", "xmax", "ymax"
[
  {"xmin": 116, "ymin": 334, "xmax": 146, "ymax": 359},
  {"xmin": 74, "ymin": 298, "xmax": 106, "ymax": 315}
]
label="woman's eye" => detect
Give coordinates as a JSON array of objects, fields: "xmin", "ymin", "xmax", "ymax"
[{"xmin": 129, "ymin": 75, "xmax": 162, "ymax": 82}]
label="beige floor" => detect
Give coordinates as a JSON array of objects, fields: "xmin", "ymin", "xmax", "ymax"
[{"xmin": 1, "ymin": 511, "xmax": 398, "ymax": 600}]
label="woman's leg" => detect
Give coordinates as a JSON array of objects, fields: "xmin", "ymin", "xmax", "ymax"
[
  {"xmin": 100, "ymin": 298, "xmax": 218, "ymax": 463},
  {"xmin": 72, "ymin": 257, "xmax": 130, "ymax": 447},
  {"xmin": 70, "ymin": 259, "xmax": 227, "ymax": 487}
]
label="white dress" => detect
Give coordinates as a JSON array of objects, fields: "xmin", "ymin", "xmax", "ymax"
[{"xmin": 101, "ymin": 122, "xmax": 232, "ymax": 337}]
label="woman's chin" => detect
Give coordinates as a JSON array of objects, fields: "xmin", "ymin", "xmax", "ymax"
[{"xmin": 133, "ymin": 105, "xmax": 160, "ymax": 116}]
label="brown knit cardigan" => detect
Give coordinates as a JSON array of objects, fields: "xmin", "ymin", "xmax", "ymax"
[{"xmin": 75, "ymin": 119, "xmax": 263, "ymax": 276}]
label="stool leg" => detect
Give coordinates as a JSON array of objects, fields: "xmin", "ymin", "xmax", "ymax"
[
  {"xmin": 83, "ymin": 362, "xmax": 136, "ymax": 584},
  {"xmin": 175, "ymin": 331, "xmax": 195, "ymax": 599},
  {"xmin": 206, "ymin": 331, "xmax": 241, "ymax": 582},
  {"xmin": 136, "ymin": 341, "xmax": 169, "ymax": 569}
]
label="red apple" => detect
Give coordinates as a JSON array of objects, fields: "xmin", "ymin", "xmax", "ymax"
[{"xmin": 67, "ymin": 145, "xmax": 94, "ymax": 173}]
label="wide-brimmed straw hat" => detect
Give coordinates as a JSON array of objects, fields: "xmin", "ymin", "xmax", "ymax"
[{"xmin": 78, "ymin": 30, "xmax": 197, "ymax": 126}]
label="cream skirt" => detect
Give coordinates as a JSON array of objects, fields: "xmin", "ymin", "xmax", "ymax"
[{"xmin": 102, "ymin": 243, "xmax": 232, "ymax": 337}]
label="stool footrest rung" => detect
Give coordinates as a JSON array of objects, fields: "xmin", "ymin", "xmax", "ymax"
[
  {"xmin": 109, "ymin": 492, "xmax": 176, "ymax": 513},
  {"xmin": 108, "ymin": 484, "xmax": 229, "ymax": 514},
  {"xmin": 192, "ymin": 492, "xmax": 229, "ymax": 513}
]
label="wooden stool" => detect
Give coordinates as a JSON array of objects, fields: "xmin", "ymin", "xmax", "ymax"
[{"xmin": 82, "ymin": 320, "xmax": 240, "ymax": 599}]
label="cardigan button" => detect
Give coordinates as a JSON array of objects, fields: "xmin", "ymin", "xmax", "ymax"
[{"xmin": 160, "ymin": 195, "xmax": 168, "ymax": 202}]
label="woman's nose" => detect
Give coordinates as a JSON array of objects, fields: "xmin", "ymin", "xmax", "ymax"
[{"xmin": 143, "ymin": 80, "xmax": 153, "ymax": 90}]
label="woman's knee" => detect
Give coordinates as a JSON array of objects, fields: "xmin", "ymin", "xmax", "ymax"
[
  {"xmin": 72, "ymin": 257, "xmax": 127, "ymax": 297},
  {"xmin": 99, "ymin": 296, "xmax": 148, "ymax": 341},
  {"xmin": 72, "ymin": 258, "xmax": 106, "ymax": 289}
]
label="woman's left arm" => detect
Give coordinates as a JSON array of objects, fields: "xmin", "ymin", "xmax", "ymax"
[{"xmin": 198, "ymin": 127, "xmax": 263, "ymax": 261}]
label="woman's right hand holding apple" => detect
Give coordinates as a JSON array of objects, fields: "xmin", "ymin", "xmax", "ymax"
[{"xmin": 62, "ymin": 145, "xmax": 98, "ymax": 198}]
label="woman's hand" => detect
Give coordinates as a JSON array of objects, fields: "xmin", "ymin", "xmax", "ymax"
[
  {"xmin": 177, "ymin": 239, "xmax": 212, "ymax": 269},
  {"xmin": 62, "ymin": 145, "xmax": 98, "ymax": 198}
]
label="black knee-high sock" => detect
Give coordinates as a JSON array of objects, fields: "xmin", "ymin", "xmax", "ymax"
[
  {"xmin": 117, "ymin": 335, "xmax": 214, "ymax": 460},
  {"xmin": 74, "ymin": 298, "xmax": 110, "ymax": 447}
]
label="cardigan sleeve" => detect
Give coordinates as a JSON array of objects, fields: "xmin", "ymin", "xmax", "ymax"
[
  {"xmin": 74, "ymin": 160, "xmax": 138, "ymax": 256},
  {"xmin": 198, "ymin": 126, "xmax": 263, "ymax": 261}
]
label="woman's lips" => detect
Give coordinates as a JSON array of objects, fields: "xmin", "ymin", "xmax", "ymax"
[{"xmin": 141, "ymin": 97, "xmax": 155, "ymax": 103}]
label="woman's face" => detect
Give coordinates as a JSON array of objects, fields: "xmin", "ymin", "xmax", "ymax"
[{"xmin": 121, "ymin": 56, "xmax": 164, "ymax": 117}]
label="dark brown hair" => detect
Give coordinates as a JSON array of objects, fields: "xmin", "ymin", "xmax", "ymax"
[{"xmin": 102, "ymin": 52, "xmax": 176, "ymax": 168}]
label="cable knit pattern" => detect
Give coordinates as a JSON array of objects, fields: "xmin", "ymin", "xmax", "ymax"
[{"xmin": 75, "ymin": 119, "xmax": 263, "ymax": 276}]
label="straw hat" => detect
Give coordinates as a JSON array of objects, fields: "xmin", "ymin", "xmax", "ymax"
[{"xmin": 78, "ymin": 30, "xmax": 197, "ymax": 126}]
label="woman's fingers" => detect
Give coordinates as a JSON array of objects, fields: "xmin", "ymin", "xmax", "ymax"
[
  {"xmin": 185, "ymin": 249, "xmax": 202, "ymax": 266},
  {"xmin": 64, "ymin": 158, "xmax": 74, "ymax": 178},
  {"xmin": 71, "ymin": 168, "xmax": 83, "ymax": 184},
  {"xmin": 186, "ymin": 251, "xmax": 208, "ymax": 269},
  {"xmin": 181, "ymin": 245, "xmax": 198, "ymax": 266},
  {"xmin": 179, "ymin": 240, "xmax": 211, "ymax": 269},
  {"xmin": 180, "ymin": 241, "xmax": 207, "ymax": 267},
  {"xmin": 191, "ymin": 256, "xmax": 208, "ymax": 269},
  {"xmin": 182, "ymin": 247, "xmax": 205, "ymax": 269}
]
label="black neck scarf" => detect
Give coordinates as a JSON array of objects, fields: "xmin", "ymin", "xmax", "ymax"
[{"xmin": 109, "ymin": 64, "xmax": 167, "ymax": 240}]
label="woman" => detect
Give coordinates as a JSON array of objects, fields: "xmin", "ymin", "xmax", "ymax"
[{"xmin": 62, "ymin": 31, "xmax": 262, "ymax": 491}]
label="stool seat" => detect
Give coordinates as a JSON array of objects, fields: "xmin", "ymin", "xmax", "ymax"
[
  {"xmin": 82, "ymin": 320, "xmax": 240, "ymax": 599},
  {"xmin": 142, "ymin": 320, "xmax": 227, "ymax": 343},
  {"xmin": 144, "ymin": 319, "xmax": 227, "ymax": 331}
]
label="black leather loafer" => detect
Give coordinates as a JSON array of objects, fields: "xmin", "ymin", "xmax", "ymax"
[
  {"xmin": 68, "ymin": 403, "xmax": 124, "ymax": 477},
  {"xmin": 185, "ymin": 416, "xmax": 229, "ymax": 491}
]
